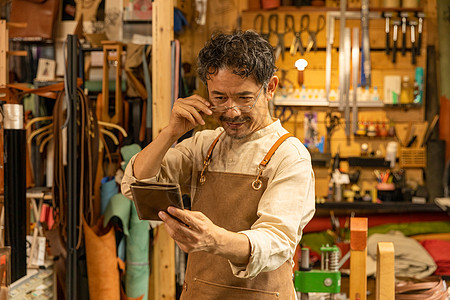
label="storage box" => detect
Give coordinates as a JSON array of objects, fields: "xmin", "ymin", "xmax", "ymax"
[{"xmin": 399, "ymin": 147, "xmax": 426, "ymax": 168}]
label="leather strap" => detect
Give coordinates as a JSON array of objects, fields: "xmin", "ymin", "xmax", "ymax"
[
  {"xmin": 259, "ymin": 133, "xmax": 294, "ymax": 168},
  {"xmin": 252, "ymin": 133, "xmax": 294, "ymax": 190},
  {"xmin": 395, "ymin": 277, "xmax": 447, "ymax": 300},
  {"xmin": 7, "ymin": 78, "xmax": 82, "ymax": 100},
  {"xmin": 199, "ymin": 131, "xmax": 295, "ymax": 190},
  {"xmin": 199, "ymin": 131, "xmax": 224, "ymax": 184}
]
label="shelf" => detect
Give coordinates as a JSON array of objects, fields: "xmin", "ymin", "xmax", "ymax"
[
  {"xmin": 346, "ymin": 156, "xmax": 390, "ymax": 167},
  {"xmin": 244, "ymin": 6, "xmax": 424, "ymax": 13},
  {"xmin": 274, "ymin": 98, "xmax": 384, "ymax": 108},
  {"xmin": 383, "ymin": 103, "xmax": 422, "ymax": 109},
  {"xmin": 316, "ymin": 201, "xmax": 443, "ymax": 214}
]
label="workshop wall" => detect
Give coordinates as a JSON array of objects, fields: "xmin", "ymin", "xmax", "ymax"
[{"xmin": 177, "ymin": 0, "xmax": 438, "ymax": 199}]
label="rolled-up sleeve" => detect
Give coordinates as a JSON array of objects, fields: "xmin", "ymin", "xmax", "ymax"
[
  {"xmin": 229, "ymin": 152, "xmax": 316, "ymax": 279},
  {"xmin": 121, "ymin": 154, "xmax": 158, "ymax": 200},
  {"xmin": 121, "ymin": 132, "xmax": 204, "ymax": 200}
]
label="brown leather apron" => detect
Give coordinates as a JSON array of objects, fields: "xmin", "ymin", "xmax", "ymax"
[{"xmin": 181, "ymin": 132, "xmax": 296, "ymax": 300}]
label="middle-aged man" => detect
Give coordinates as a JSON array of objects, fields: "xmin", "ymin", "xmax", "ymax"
[{"xmin": 122, "ymin": 30, "xmax": 315, "ymax": 299}]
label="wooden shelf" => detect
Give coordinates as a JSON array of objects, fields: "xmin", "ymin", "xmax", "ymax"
[
  {"xmin": 316, "ymin": 201, "xmax": 442, "ymax": 214},
  {"xmin": 244, "ymin": 6, "xmax": 424, "ymax": 13}
]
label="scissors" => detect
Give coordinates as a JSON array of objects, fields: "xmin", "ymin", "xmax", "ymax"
[
  {"xmin": 288, "ymin": 14, "xmax": 307, "ymax": 56},
  {"xmin": 253, "ymin": 14, "xmax": 270, "ymax": 41},
  {"xmin": 268, "ymin": 14, "xmax": 290, "ymax": 61},
  {"xmin": 305, "ymin": 14, "xmax": 326, "ymax": 52},
  {"xmin": 275, "ymin": 106, "xmax": 294, "ymax": 123}
]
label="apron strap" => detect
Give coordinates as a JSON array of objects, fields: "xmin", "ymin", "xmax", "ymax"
[{"xmin": 252, "ymin": 133, "xmax": 294, "ymax": 190}]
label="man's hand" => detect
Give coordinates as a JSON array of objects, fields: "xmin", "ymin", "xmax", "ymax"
[
  {"xmin": 167, "ymin": 95, "xmax": 213, "ymax": 138},
  {"xmin": 158, "ymin": 206, "xmax": 223, "ymax": 253},
  {"xmin": 159, "ymin": 207, "xmax": 251, "ymax": 266}
]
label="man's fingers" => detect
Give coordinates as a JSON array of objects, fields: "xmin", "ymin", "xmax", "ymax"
[
  {"xmin": 177, "ymin": 103, "xmax": 206, "ymax": 126},
  {"xmin": 167, "ymin": 206, "xmax": 198, "ymax": 230},
  {"xmin": 176, "ymin": 96, "xmax": 212, "ymax": 115}
]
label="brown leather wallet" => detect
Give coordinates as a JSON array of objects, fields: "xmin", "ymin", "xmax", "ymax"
[{"xmin": 130, "ymin": 182, "xmax": 184, "ymax": 221}]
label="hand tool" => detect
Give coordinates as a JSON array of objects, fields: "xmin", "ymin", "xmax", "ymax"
[
  {"xmin": 253, "ymin": 14, "xmax": 270, "ymax": 41},
  {"xmin": 288, "ymin": 14, "xmax": 306, "ymax": 56},
  {"xmin": 325, "ymin": 111, "xmax": 340, "ymax": 154},
  {"xmin": 383, "ymin": 12, "xmax": 393, "ymax": 55},
  {"xmin": 410, "ymin": 20, "xmax": 417, "ymax": 65},
  {"xmin": 400, "ymin": 12, "xmax": 408, "ymax": 56},
  {"xmin": 305, "ymin": 14, "xmax": 326, "ymax": 52},
  {"xmin": 268, "ymin": 14, "xmax": 288, "ymax": 61},
  {"xmin": 416, "ymin": 12, "xmax": 425, "ymax": 56},
  {"xmin": 352, "ymin": 27, "xmax": 360, "ymax": 136},
  {"xmin": 338, "ymin": 0, "xmax": 347, "ymax": 111},
  {"xmin": 344, "ymin": 28, "xmax": 351, "ymax": 143},
  {"xmin": 325, "ymin": 13, "xmax": 335, "ymax": 104},
  {"xmin": 392, "ymin": 20, "xmax": 400, "ymax": 63},
  {"xmin": 361, "ymin": 0, "xmax": 371, "ymax": 87}
]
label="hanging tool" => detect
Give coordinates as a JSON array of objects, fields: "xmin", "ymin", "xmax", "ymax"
[
  {"xmin": 392, "ymin": 20, "xmax": 400, "ymax": 64},
  {"xmin": 400, "ymin": 12, "xmax": 408, "ymax": 57},
  {"xmin": 361, "ymin": 0, "xmax": 371, "ymax": 87},
  {"xmin": 383, "ymin": 12, "xmax": 393, "ymax": 55},
  {"xmin": 253, "ymin": 14, "xmax": 270, "ymax": 41},
  {"xmin": 338, "ymin": 0, "xmax": 347, "ymax": 111},
  {"xmin": 410, "ymin": 20, "xmax": 417, "ymax": 65},
  {"xmin": 289, "ymin": 15, "xmax": 306, "ymax": 56},
  {"xmin": 325, "ymin": 111, "xmax": 340, "ymax": 154},
  {"xmin": 325, "ymin": 13, "xmax": 335, "ymax": 104},
  {"xmin": 416, "ymin": 12, "xmax": 425, "ymax": 56},
  {"xmin": 268, "ymin": 14, "xmax": 288, "ymax": 61},
  {"xmin": 305, "ymin": 15, "xmax": 326, "ymax": 52},
  {"xmin": 344, "ymin": 28, "xmax": 351, "ymax": 143},
  {"xmin": 352, "ymin": 28, "xmax": 360, "ymax": 136},
  {"xmin": 275, "ymin": 106, "xmax": 294, "ymax": 123}
]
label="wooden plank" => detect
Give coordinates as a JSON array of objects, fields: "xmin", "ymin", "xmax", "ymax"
[
  {"xmin": 350, "ymin": 217, "xmax": 368, "ymax": 300},
  {"xmin": 376, "ymin": 242, "xmax": 395, "ymax": 300},
  {"xmin": 151, "ymin": 1, "xmax": 176, "ymax": 300},
  {"xmin": 151, "ymin": 226, "xmax": 176, "ymax": 300},
  {"xmin": 152, "ymin": 0, "xmax": 174, "ymax": 138},
  {"xmin": 0, "ymin": 20, "xmax": 8, "ymax": 86}
]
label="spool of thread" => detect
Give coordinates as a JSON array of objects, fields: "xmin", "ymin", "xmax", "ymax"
[{"xmin": 3, "ymin": 104, "xmax": 23, "ymax": 129}]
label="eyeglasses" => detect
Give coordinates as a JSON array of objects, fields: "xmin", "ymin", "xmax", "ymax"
[{"xmin": 209, "ymin": 86, "xmax": 264, "ymax": 113}]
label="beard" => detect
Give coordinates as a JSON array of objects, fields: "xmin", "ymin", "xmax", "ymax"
[{"xmin": 219, "ymin": 115, "xmax": 253, "ymax": 139}]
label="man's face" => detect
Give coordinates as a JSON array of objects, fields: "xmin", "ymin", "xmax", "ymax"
[{"xmin": 207, "ymin": 69, "xmax": 277, "ymax": 139}]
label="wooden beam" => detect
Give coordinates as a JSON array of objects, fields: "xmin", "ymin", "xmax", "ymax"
[
  {"xmin": 350, "ymin": 217, "xmax": 368, "ymax": 300},
  {"xmin": 376, "ymin": 242, "xmax": 395, "ymax": 300},
  {"xmin": 151, "ymin": 0, "xmax": 175, "ymax": 299}
]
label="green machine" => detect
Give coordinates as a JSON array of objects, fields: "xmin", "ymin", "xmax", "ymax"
[{"xmin": 294, "ymin": 245, "xmax": 341, "ymax": 299}]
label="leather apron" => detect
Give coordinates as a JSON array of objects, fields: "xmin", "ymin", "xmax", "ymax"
[{"xmin": 181, "ymin": 132, "xmax": 296, "ymax": 300}]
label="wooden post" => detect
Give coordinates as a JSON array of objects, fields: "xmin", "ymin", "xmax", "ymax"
[
  {"xmin": 376, "ymin": 242, "xmax": 395, "ymax": 300},
  {"xmin": 349, "ymin": 217, "xmax": 368, "ymax": 300},
  {"xmin": 151, "ymin": 0, "xmax": 175, "ymax": 300},
  {"xmin": 0, "ymin": 20, "xmax": 7, "ymax": 87}
]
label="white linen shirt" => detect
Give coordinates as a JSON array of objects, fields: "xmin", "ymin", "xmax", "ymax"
[{"xmin": 121, "ymin": 120, "xmax": 316, "ymax": 279}]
